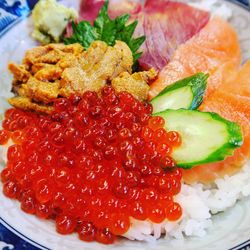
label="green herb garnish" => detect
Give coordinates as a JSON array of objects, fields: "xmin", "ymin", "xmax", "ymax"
[{"xmin": 64, "ymin": 0, "xmax": 145, "ymax": 63}]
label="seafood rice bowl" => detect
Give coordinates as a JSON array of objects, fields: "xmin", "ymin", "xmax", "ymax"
[{"xmin": 0, "ymin": 0, "xmax": 250, "ymax": 248}]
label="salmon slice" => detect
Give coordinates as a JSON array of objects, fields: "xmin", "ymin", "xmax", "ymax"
[
  {"xmin": 149, "ymin": 16, "xmax": 241, "ymax": 99},
  {"xmin": 183, "ymin": 62, "xmax": 250, "ymax": 184},
  {"xmin": 218, "ymin": 61, "xmax": 250, "ymax": 98}
]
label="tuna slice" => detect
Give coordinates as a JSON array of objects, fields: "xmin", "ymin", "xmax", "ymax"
[{"xmin": 79, "ymin": 0, "xmax": 210, "ymax": 70}]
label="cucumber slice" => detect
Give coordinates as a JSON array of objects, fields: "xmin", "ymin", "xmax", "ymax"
[
  {"xmin": 155, "ymin": 109, "xmax": 243, "ymax": 169},
  {"xmin": 151, "ymin": 73, "xmax": 208, "ymax": 113}
]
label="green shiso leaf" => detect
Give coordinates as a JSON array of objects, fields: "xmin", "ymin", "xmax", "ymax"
[{"xmin": 64, "ymin": 0, "xmax": 145, "ymax": 63}]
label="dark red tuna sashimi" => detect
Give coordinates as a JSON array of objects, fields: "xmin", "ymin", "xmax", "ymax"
[{"xmin": 79, "ymin": 0, "xmax": 210, "ymax": 70}]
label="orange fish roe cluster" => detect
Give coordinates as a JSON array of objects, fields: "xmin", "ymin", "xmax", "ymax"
[{"xmin": 0, "ymin": 87, "xmax": 182, "ymax": 244}]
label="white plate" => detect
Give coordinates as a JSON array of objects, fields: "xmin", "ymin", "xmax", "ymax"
[{"xmin": 0, "ymin": 1, "xmax": 250, "ymax": 249}]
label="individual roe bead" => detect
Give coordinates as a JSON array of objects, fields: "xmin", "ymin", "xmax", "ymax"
[
  {"xmin": 7, "ymin": 145, "xmax": 23, "ymax": 162},
  {"xmin": 15, "ymin": 116, "xmax": 30, "ymax": 130},
  {"xmin": 11, "ymin": 161, "xmax": 27, "ymax": 180},
  {"xmin": 82, "ymin": 91, "xmax": 98, "ymax": 105},
  {"xmin": 1, "ymin": 167, "xmax": 12, "ymax": 183},
  {"xmin": 157, "ymin": 143, "xmax": 171, "ymax": 157},
  {"xmin": 158, "ymin": 176, "xmax": 172, "ymax": 193},
  {"xmin": 101, "ymin": 86, "xmax": 115, "ymax": 97},
  {"xmin": 34, "ymin": 179, "xmax": 54, "ymax": 203},
  {"xmin": 166, "ymin": 131, "xmax": 182, "ymax": 147},
  {"xmin": 54, "ymin": 98, "xmax": 70, "ymax": 112},
  {"xmin": 36, "ymin": 203, "xmax": 52, "ymax": 219},
  {"xmin": 104, "ymin": 145, "xmax": 118, "ymax": 160},
  {"xmin": 148, "ymin": 116, "xmax": 165, "ymax": 130},
  {"xmin": 170, "ymin": 168, "xmax": 183, "ymax": 181},
  {"xmin": 170, "ymin": 178, "xmax": 181, "ymax": 195},
  {"xmin": 3, "ymin": 181, "xmax": 19, "ymax": 198},
  {"xmin": 166, "ymin": 202, "xmax": 182, "ymax": 221},
  {"xmin": 0, "ymin": 130, "xmax": 10, "ymax": 145},
  {"xmin": 69, "ymin": 94, "xmax": 82, "ymax": 106},
  {"xmin": 77, "ymin": 222, "xmax": 96, "ymax": 242},
  {"xmin": 143, "ymin": 102, "xmax": 153, "ymax": 115},
  {"xmin": 148, "ymin": 204, "xmax": 166, "ymax": 223},
  {"xmin": 130, "ymin": 201, "xmax": 147, "ymax": 221},
  {"xmin": 141, "ymin": 127, "xmax": 153, "ymax": 141},
  {"xmin": 21, "ymin": 196, "xmax": 36, "ymax": 214},
  {"xmin": 110, "ymin": 214, "xmax": 130, "ymax": 235},
  {"xmin": 11, "ymin": 130, "xmax": 25, "ymax": 144},
  {"xmin": 161, "ymin": 156, "xmax": 177, "ymax": 169},
  {"xmin": 2, "ymin": 118, "xmax": 11, "ymax": 131},
  {"xmin": 153, "ymin": 128, "xmax": 168, "ymax": 143},
  {"xmin": 56, "ymin": 214, "xmax": 77, "ymax": 235},
  {"xmin": 95, "ymin": 228, "xmax": 115, "ymax": 244}
]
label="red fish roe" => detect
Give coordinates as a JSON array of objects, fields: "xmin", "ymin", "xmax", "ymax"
[
  {"xmin": 0, "ymin": 87, "xmax": 183, "ymax": 244},
  {"xmin": 0, "ymin": 130, "xmax": 10, "ymax": 145}
]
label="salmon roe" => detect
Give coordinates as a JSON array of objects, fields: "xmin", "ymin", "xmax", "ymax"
[{"xmin": 0, "ymin": 87, "xmax": 182, "ymax": 244}]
